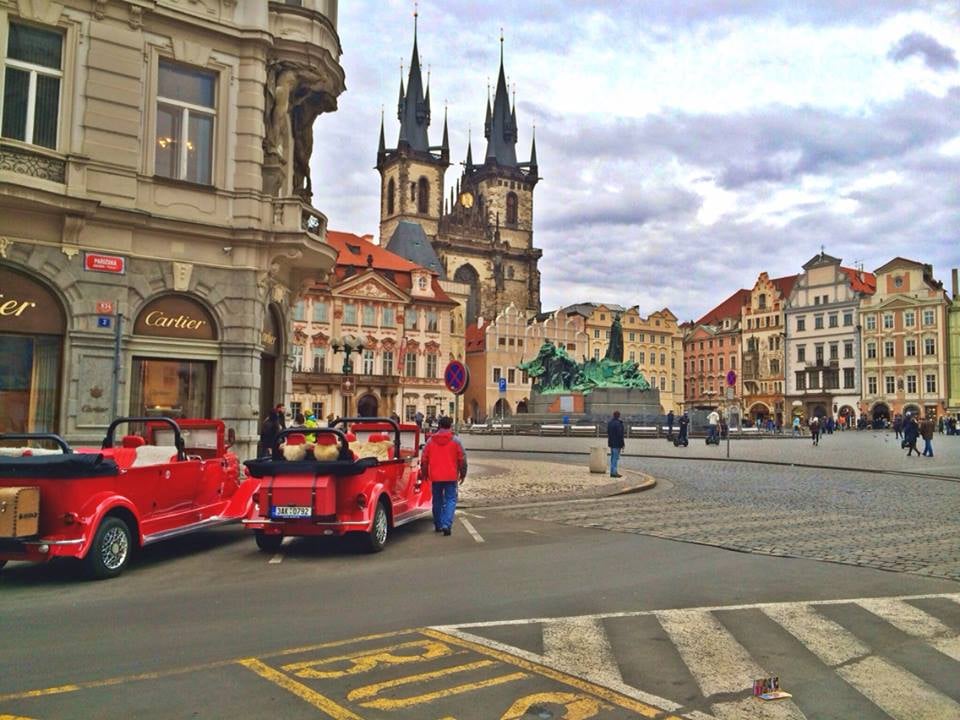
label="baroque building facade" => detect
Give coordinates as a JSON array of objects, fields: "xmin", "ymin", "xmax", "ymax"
[
  {"xmin": 376, "ymin": 25, "xmax": 541, "ymax": 327},
  {"xmin": 0, "ymin": 0, "xmax": 345, "ymax": 457},
  {"xmin": 740, "ymin": 272, "xmax": 796, "ymax": 426},
  {"xmin": 783, "ymin": 253, "xmax": 876, "ymax": 424},
  {"xmin": 859, "ymin": 257, "xmax": 950, "ymax": 420},
  {"xmin": 949, "ymin": 269, "xmax": 960, "ymax": 416},
  {"xmin": 288, "ymin": 231, "xmax": 462, "ymax": 422},
  {"xmin": 683, "ymin": 290, "xmax": 747, "ymax": 413}
]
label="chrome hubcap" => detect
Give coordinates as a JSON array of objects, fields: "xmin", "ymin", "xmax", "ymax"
[
  {"xmin": 100, "ymin": 526, "xmax": 129, "ymax": 571},
  {"xmin": 374, "ymin": 507, "xmax": 387, "ymax": 546}
]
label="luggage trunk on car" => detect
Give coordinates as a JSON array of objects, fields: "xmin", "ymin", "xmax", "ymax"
[{"xmin": 0, "ymin": 486, "xmax": 40, "ymax": 538}]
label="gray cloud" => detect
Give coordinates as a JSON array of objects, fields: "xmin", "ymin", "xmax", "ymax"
[{"xmin": 888, "ymin": 32, "xmax": 959, "ymax": 71}]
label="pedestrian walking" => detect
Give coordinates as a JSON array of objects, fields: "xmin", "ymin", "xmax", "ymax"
[
  {"xmin": 418, "ymin": 416, "xmax": 467, "ymax": 536},
  {"xmin": 606, "ymin": 410, "xmax": 625, "ymax": 477},
  {"xmin": 258, "ymin": 410, "xmax": 281, "ymax": 457},
  {"xmin": 414, "ymin": 410, "xmax": 424, "ymax": 429},
  {"xmin": 920, "ymin": 416, "xmax": 935, "ymax": 457},
  {"xmin": 809, "ymin": 416, "xmax": 820, "ymax": 446},
  {"xmin": 792, "ymin": 415, "xmax": 801, "ymax": 437},
  {"xmin": 893, "ymin": 414, "xmax": 902, "ymax": 440},
  {"xmin": 903, "ymin": 413, "xmax": 920, "ymax": 457},
  {"xmin": 666, "ymin": 410, "xmax": 675, "ymax": 439}
]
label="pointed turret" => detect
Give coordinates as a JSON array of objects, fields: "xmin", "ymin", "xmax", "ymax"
[
  {"xmin": 377, "ymin": 111, "xmax": 386, "ymax": 165},
  {"xmin": 396, "ymin": 15, "xmax": 431, "ymax": 153},
  {"xmin": 440, "ymin": 106, "xmax": 450, "ymax": 162},
  {"xmin": 484, "ymin": 37, "xmax": 518, "ymax": 167},
  {"xmin": 528, "ymin": 127, "xmax": 538, "ymax": 176},
  {"xmin": 465, "ymin": 136, "xmax": 474, "ymax": 167}
]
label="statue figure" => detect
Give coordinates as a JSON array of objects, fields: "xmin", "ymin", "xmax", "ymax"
[
  {"xmin": 605, "ymin": 313, "xmax": 624, "ymax": 363},
  {"xmin": 519, "ymin": 338, "xmax": 651, "ymax": 394},
  {"xmin": 264, "ymin": 65, "xmax": 299, "ymax": 164}
]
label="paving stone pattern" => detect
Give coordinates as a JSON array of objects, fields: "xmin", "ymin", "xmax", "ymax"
[{"xmin": 503, "ymin": 457, "xmax": 960, "ymax": 582}]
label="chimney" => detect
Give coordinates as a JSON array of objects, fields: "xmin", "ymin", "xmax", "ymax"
[{"xmin": 953, "ymin": 268, "xmax": 959, "ymax": 300}]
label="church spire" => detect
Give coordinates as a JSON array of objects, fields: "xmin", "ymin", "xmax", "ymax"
[
  {"xmin": 377, "ymin": 107, "xmax": 386, "ymax": 163},
  {"xmin": 396, "ymin": 8, "xmax": 431, "ymax": 153},
  {"xmin": 483, "ymin": 31, "xmax": 518, "ymax": 168},
  {"xmin": 465, "ymin": 126, "xmax": 474, "ymax": 167},
  {"xmin": 441, "ymin": 104, "xmax": 450, "ymax": 162}
]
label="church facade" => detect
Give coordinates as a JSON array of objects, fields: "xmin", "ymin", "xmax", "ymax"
[{"xmin": 376, "ymin": 24, "xmax": 542, "ymax": 328}]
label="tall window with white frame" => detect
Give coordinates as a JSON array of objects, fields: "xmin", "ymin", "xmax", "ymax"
[
  {"xmin": 2, "ymin": 23, "xmax": 63, "ymax": 149},
  {"xmin": 155, "ymin": 60, "xmax": 216, "ymax": 185}
]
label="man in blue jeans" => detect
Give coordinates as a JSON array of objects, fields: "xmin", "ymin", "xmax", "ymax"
[
  {"xmin": 419, "ymin": 416, "xmax": 467, "ymax": 536},
  {"xmin": 607, "ymin": 410, "xmax": 625, "ymax": 478}
]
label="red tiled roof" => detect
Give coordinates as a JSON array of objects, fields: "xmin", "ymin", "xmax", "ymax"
[
  {"xmin": 465, "ymin": 323, "xmax": 486, "ymax": 353},
  {"xmin": 840, "ymin": 267, "xmax": 877, "ymax": 295},
  {"xmin": 326, "ymin": 230, "xmax": 421, "ymax": 272},
  {"xmin": 327, "ymin": 230, "xmax": 455, "ymax": 304},
  {"xmin": 771, "ymin": 274, "xmax": 799, "ymax": 299},
  {"xmin": 696, "ymin": 289, "xmax": 750, "ymax": 325}
]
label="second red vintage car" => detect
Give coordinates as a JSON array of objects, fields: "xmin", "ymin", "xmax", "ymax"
[
  {"xmin": 0, "ymin": 417, "xmax": 257, "ymax": 579},
  {"xmin": 243, "ymin": 417, "xmax": 431, "ymax": 552}
]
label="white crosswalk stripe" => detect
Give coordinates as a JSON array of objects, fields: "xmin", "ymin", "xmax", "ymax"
[
  {"xmin": 657, "ymin": 610, "xmax": 806, "ymax": 720},
  {"xmin": 435, "ymin": 592, "xmax": 960, "ymax": 720},
  {"xmin": 856, "ymin": 597, "xmax": 960, "ymax": 662}
]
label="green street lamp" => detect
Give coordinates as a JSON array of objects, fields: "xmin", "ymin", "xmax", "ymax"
[{"xmin": 331, "ymin": 334, "xmax": 364, "ymax": 374}]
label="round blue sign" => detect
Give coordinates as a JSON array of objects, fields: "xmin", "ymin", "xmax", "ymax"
[{"xmin": 444, "ymin": 360, "xmax": 469, "ymax": 395}]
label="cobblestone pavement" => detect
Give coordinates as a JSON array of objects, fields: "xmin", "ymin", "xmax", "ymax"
[
  {"xmin": 462, "ymin": 429, "xmax": 960, "ymax": 478},
  {"xmin": 468, "ymin": 455, "xmax": 960, "ymax": 583},
  {"xmin": 461, "ymin": 459, "xmax": 646, "ymax": 504}
]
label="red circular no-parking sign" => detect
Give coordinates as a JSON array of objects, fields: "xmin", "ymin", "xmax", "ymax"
[{"xmin": 444, "ymin": 361, "xmax": 470, "ymax": 395}]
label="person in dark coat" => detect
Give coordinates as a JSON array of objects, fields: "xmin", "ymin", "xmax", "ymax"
[
  {"xmin": 259, "ymin": 411, "xmax": 281, "ymax": 457},
  {"xmin": 677, "ymin": 412, "xmax": 689, "ymax": 445},
  {"xmin": 903, "ymin": 413, "xmax": 920, "ymax": 456},
  {"xmin": 920, "ymin": 416, "xmax": 934, "ymax": 457},
  {"xmin": 606, "ymin": 411, "xmax": 625, "ymax": 478},
  {"xmin": 666, "ymin": 410, "xmax": 675, "ymax": 438},
  {"xmin": 274, "ymin": 403, "xmax": 287, "ymax": 429}
]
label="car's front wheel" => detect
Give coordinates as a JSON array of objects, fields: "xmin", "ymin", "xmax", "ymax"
[
  {"xmin": 84, "ymin": 516, "xmax": 132, "ymax": 580},
  {"xmin": 255, "ymin": 531, "xmax": 284, "ymax": 553},
  {"xmin": 365, "ymin": 500, "xmax": 389, "ymax": 553}
]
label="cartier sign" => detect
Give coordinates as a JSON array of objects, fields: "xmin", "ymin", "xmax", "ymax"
[
  {"xmin": 134, "ymin": 296, "xmax": 217, "ymax": 340},
  {"xmin": 0, "ymin": 267, "xmax": 66, "ymax": 335}
]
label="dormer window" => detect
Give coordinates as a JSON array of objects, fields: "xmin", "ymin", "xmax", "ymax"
[{"xmin": 417, "ymin": 276, "xmax": 428, "ymax": 291}]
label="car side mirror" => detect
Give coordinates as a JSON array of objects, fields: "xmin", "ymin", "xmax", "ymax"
[{"xmin": 226, "ymin": 427, "xmax": 236, "ymax": 449}]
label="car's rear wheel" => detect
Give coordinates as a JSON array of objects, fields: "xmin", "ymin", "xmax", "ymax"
[
  {"xmin": 365, "ymin": 500, "xmax": 389, "ymax": 553},
  {"xmin": 84, "ymin": 516, "xmax": 132, "ymax": 580},
  {"xmin": 255, "ymin": 531, "xmax": 284, "ymax": 553}
]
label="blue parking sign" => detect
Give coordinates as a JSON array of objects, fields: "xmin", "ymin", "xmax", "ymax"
[
  {"xmin": 97, "ymin": 316, "xmax": 111, "ymax": 328},
  {"xmin": 498, "ymin": 377, "xmax": 507, "ymax": 393}
]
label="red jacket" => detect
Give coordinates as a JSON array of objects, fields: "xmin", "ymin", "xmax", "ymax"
[{"xmin": 420, "ymin": 430, "xmax": 466, "ymax": 483}]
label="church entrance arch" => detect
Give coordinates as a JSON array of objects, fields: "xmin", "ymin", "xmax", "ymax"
[
  {"xmin": 357, "ymin": 394, "xmax": 379, "ymax": 417},
  {"xmin": 454, "ymin": 264, "xmax": 481, "ymax": 326}
]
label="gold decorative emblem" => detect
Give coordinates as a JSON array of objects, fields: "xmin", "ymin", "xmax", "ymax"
[{"xmin": 459, "ymin": 191, "xmax": 474, "ymax": 209}]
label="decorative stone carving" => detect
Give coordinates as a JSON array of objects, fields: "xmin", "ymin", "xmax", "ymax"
[
  {"xmin": 271, "ymin": 283, "xmax": 289, "ymax": 304},
  {"xmin": 92, "ymin": 0, "xmax": 107, "ymax": 20},
  {"xmin": 172, "ymin": 262, "xmax": 193, "ymax": 292},
  {"xmin": 128, "ymin": 5, "xmax": 143, "ymax": 29},
  {"xmin": 310, "ymin": 331, "xmax": 329, "ymax": 348},
  {"xmin": 353, "ymin": 282, "xmax": 390, "ymax": 299},
  {"xmin": 61, "ymin": 246, "xmax": 80, "ymax": 259},
  {"xmin": 0, "ymin": 144, "xmax": 66, "ymax": 183},
  {"xmin": 0, "ymin": 237, "xmax": 12, "ymax": 258},
  {"xmin": 62, "ymin": 214, "xmax": 85, "ymax": 247}
]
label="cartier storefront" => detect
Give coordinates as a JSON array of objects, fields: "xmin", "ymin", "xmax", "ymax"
[{"xmin": 0, "ymin": 266, "xmax": 66, "ymax": 433}]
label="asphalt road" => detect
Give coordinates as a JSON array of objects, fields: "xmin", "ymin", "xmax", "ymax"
[{"xmin": 2, "ymin": 443, "xmax": 959, "ymax": 719}]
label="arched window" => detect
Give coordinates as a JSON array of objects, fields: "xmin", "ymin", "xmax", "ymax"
[
  {"xmin": 453, "ymin": 264, "xmax": 481, "ymax": 326},
  {"xmin": 417, "ymin": 177, "xmax": 429, "ymax": 214},
  {"xmin": 386, "ymin": 178, "xmax": 395, "ymax": 215},
  {"xmin": 506, "ymin": 192, "xmax": 518, "ymax": 224}
]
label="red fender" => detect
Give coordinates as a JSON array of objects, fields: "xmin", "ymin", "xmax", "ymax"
[{"xmin": 76, "ymin": 492, "xmax": 143, "ymax": 557}]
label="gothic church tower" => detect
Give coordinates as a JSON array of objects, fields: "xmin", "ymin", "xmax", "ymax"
[{"xmin": 376, "ymin": 16, "xmax": 449, "ymax": 244}]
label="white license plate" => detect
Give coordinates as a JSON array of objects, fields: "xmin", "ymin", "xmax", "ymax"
[{"xmin": 272, "ymin": 505, "xmax": 312, "ymax": 519}]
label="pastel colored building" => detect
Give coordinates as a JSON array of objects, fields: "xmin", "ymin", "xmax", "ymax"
[
  {"xmin": 683, "ymin": 290, "xmax": 747, "ymax": 412},
  {"xmin": 784, "ymin": 253, "xmax": 876, "ymax": 424},
  {"xmin": 289, "ymin": 231, "xmax": 462, "ymax": 422},
  {"xmin": 740, "ymin": 272, "xmax": 797, "ymax": 426},
  {"xmin": 949, "ymin": 269, "xmax": 960, "ymax": 415},
  {"xmin": 859, "ymin": 258, "xmax": 950, "ymax": 421}
]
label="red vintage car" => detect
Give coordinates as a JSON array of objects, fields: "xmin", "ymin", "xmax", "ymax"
[
  {"xmin": 243, "ymin": 417, "xmax": 430, "ymax": 553},
  {"xmin": 0, "ymin": 417, "xmax": 257, "ymax": 579}
]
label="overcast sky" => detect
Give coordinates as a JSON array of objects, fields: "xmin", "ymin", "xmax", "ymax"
[{"xmin": 311, "ymin": 1, "xmax": 960, "ymax": 322}]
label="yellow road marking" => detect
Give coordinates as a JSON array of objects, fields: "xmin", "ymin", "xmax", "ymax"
[
  {"xmin": 501, "ymin": 692, "xmax": 610, "ymax": 720},
  {"xmin": 238, "ymin": 658, "xmax": 363, "ymax": 720},
  {"xmin": 422, "ymin": 629, "xmax": 683, "ymax": 719},
  {"xmin": 284, "ymin": 639, "xmax": 456, "ymax": 679},
  {"xmin": 348, "ymin": 659, "xmax": 526, "ymax": 709},
  {"xmin": 1, "ymin": 715, "xmax": 40, "ymax": 719},
  {"xmin": 0, "ymin": 629, "xmax": 407, "ymax": 704}
]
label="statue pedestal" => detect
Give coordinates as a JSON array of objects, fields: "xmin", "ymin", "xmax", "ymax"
[{"xmin": 529, "ymin": 387, "xmax": 662, "ymax": 421}]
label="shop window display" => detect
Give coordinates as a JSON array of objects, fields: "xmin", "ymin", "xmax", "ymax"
[
  {"xmin": 0, "ymin": 334, "xmax": 61, "ymax": 433},
  {"xmin": 130, "ymin": 358, "xmax": 213, "ymax": 418}
]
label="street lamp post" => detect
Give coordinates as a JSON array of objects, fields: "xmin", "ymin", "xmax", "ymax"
[{"xmin": 331, "ymin": 334, "xmax": 364, "ymax": 416}]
